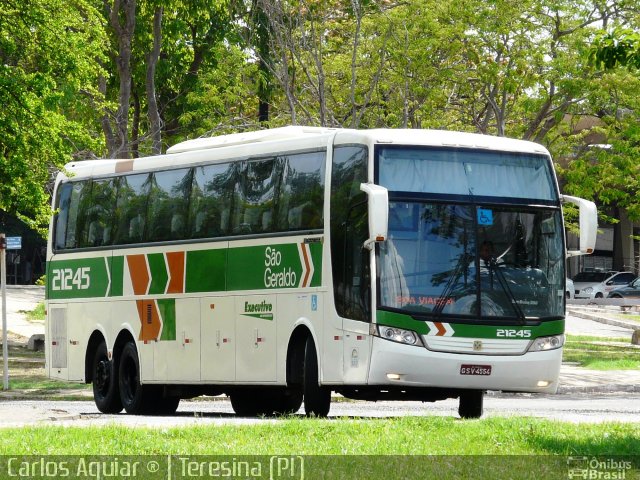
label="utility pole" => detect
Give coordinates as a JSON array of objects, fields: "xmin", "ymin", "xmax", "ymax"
[{"xmin": 1, "ymin": 233, "xmax": 8, "ymax": 390}]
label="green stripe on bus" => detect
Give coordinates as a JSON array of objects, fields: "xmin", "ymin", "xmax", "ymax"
[
  {"xmin": 48, "ymin": 241, "xmax": 323, "ymax": 299},
  {"xmin": 185, "ymin": 249, "xmax": 227, "ymax": 293},
  {"xmin": 48, "ymin": 257, "xmax": 111, "ymax": 299},
  {"xmin": 109, "ymin": 255, "xmax": 124, "ymax": 297},
  {"xmin": 158, "ymin": 298, "xmax": 176, "ymax": 341},
  {"xmin": 147, "ymin": 253, "xmax": 168, "ymax": 295},
  {"xmin": 376, "ymin": 310, "xmax": 565, "ymax": 339},
  {"xmin": 309, "ymin": 242, "xmax": 322, "ymax": 287}
]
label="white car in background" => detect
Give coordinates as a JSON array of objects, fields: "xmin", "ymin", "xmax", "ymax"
[
  {"xmin": 573, "ymin": 271, "xmax": 636, "ymax": 299},
  {"xmin": 565, "ymin": 278, "xmax": 574, "ymax": 300}
]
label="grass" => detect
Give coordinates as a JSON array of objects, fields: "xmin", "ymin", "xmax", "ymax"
[
  {"xmin": 616, "ymin": 314, "xmax": 640, "ymax": 324},
  {"xmin": 1, "ymin": 336, "xmax": 90, "ymax": 400},
  {"xmin": 18, "ymin": 301, "xmax": 45, "ymax": 322},
  {"xmin": 563, "ymin": 335, "xmax": 640, "ymax": 370},
  {"xmin": 0, "ymin": 417, "xmax": 638, "ymax": 456}
]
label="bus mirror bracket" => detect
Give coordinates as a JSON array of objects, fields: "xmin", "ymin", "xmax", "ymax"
[
  {"xmin": 562, "ymin": 195, "xmax": 598, "ymax": 257},
  {"xmin": 360, "ymin": 183, "xmax": 389, "ymax": 250}
]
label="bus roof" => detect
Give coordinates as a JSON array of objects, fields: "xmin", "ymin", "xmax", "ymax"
[{"xmin": 61, "ymin": 127, "xmax": 551, "ymax": 179}]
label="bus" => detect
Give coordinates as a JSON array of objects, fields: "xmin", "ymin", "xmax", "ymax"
[{"xmin": 46, "ymin": 126, "xmax": 597, "ymax": 418}]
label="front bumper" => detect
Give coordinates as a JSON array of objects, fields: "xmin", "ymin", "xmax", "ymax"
[{"xmin": 368, "ymin": 336, "xmax": 562, "ymax": 394}]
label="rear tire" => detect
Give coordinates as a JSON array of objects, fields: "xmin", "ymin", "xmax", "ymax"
[
  {"xmin": 303, "ymin": 337, "xmax": 330, "ymax": 417},
  {"xmin": 92, "ymin": 342, "xmax": 123, "ymax": 414},
  {"xmin": 230, "ymin": 390, "xmax": 271, "ymax": 416},
  {"xmin": 118, "ymin": 341, "xmax": 154, "ymax": 415},
  {"xmin": 458, "ymin": 390, "xmax": 484, "ymax": 419},
  {"xmin": 272, "ymin": 388, "xmax": 303, "ymax": 415},
  {"xmin": 595, "ymin": 292, "xmax": 604, "ymax": 298},
  {"xmin": 151, "ymin": 395, "xmax": 180, "ymax": 416}
]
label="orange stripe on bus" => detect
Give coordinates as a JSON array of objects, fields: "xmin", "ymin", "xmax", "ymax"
[
  {"xmin": 165, "ymin": 251, "xmax": 185, "ymax": 294},
  {"xmin": 127, "ymin": 254, "xmax": 150, "ymax": 295},
  {"xmin": 137, "ymin": 299, "xmax": 162, "ymax": 342},
  {"xmin": 301, "ymin": 243, "xmax": 311, "ymax": 287}
]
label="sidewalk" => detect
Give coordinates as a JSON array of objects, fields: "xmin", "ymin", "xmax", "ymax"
[{"xmin": 0, "ymin": 285, "xmax": 45, "ymax": 339}]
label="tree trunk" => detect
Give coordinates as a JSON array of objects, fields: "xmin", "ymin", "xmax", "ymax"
[
  {"xmin": 146, "ymin": 6, "xmax": 163, "ymax": 155},
  {"xmin": 108, "ymin": 0, "xmax": 136, "ymax": 159}
]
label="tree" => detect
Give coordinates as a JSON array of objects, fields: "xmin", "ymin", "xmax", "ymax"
[
  {"xmin": 591, "ymin": 29, "xmax": 640, "ymax": 70},
  {"xmin": 0, "ymin": 0, "xmax": 106, "ymax": 230}
]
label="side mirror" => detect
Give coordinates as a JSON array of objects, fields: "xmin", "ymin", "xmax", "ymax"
[
  {"xmin": 360, "ymin": 183, "xmax": 388, "ymax": 249},
  {"xmin": 562, "ymin": 195, "xmax": 597, "ymax": 257}
]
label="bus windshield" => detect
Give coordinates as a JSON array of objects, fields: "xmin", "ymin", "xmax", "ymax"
[
  {"xmin": 376, "ymin": 147, "xmax": 564, "ymax": 321},
  {"xmin": 378, "ymin": 203, "xmax": 564, "ymax": 320}
]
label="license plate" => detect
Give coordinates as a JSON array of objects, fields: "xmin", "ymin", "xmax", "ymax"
[{"xmin": 460, "ymin": 364, "xmax": 492, "ymax": 376}]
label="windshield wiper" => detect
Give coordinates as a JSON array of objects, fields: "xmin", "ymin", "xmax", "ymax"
[
  {"xmin": 487, "ymin": 259, "xmax": 527, "ymax": 324},
  {"xmin": 433, "ymin": 253, "xmax": 471, "ymax": 316}
]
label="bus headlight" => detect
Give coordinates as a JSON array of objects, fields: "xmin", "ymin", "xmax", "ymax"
[
  {"xmin": 527, "ymin": 334, "xmax": 564, "ymax": 352},
  {"xmin": 376, "ymin": 326, "xmax": 422, "ymax": 346}
]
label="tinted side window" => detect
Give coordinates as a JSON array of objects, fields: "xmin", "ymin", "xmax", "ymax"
[
  {"xmin": 82, "ymin": 178, "xmax": 117, "ymax": 247},
  {"xmin": 236, "ymin": 158, "xmax": 277, "ymax": 235},
  {"xmin": 147, "ymin": 169, "xmax": 191, "ymax": 242},
  {"xmin": 64, "ymin": 181, "xmax": 91, "ymax": 249},
  {"xmin": 54, "ymin": 183, "xmax": 73, "ymax": 250},
  {"xmin": 114, "ymin": 173, "xmax": 151, "ymax": 244},
  {"xmin": 330, "ymin": 145, "xmax": 369, "ymax": 321},
  {"xmin": 278, "ymin": 152, "xmax": 325, "ymax": 231},
  {"xmin": 190, "ymin": 163, "xmax": 238, "ymax": 238}
]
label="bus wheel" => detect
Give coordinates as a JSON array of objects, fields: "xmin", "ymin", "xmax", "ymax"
[
  {"xmin": 458, "ymin": 390, "xmax": 484, "ymax": 419},
  {"xmin": 272, "ymin": 388, "xmax": 303, "ymax": 415},
  {"xmin": 230, "ymin": 390, "xmax": 269, "ymax": 416},
  {"xmin": 118, "ymin": 341, "xmax": 153, "ymax": 415},
  {"xmin": 151, "ymin": 395, "xmax": 180, "ymax": 416},
  {"xmin": 92, "ymin": 342, "xmax": 123, "ymax": 414},
  {"xmin": 303, "ymin": 337, "xmax": 330, "ymax": 417}
]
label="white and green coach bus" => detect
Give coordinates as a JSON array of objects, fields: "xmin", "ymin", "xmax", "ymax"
[{"xmin": 46, "ymin": 126, "xmax": 597, "ymax": 418}]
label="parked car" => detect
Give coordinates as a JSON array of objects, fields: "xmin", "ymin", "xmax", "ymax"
[
  {"xmin": 607, "ymin": 276, "xmax": 640, "ymax": 298},
  {"xmin": 565, "ymin": 278, "xmax": 574, "ymax": 300},
  {"xmin": 573, "ymin": 271, "xmax": 636, "ymax": 299}
]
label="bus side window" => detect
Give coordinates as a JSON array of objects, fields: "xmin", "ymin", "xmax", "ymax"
[
  {"xmin": 331, "ymin": 145, "xmax": 370, "ymax": 322},
  {"xmin": 65, "ymin": 181, "xmax": 90, "ymax": 249},
  {"xmin": 53, "ymin": 183, "xmax": 73, "ymax": 250},
  {"xmin": 190, "ymin": 163, "xmax": 236, "ymax": 239},
  {"xmin": 147, "ymin": 168, "xmax": 191, "ymax": 242},
  {"xmin": 114, "ymin": 173, "xmax": 151, "ymax": 245}
]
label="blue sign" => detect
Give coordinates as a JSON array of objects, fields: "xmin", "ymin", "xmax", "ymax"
[
  {"xmin": 311, "ymin": 294, "xmax": 318, "ymax": 311},
  {"xmin": 6, "ymin": 236, "xmax": 21, "ymax": 249},
  {"xmin": 477, "ymin": 209, "xmax": 493, "ymax": 226}
]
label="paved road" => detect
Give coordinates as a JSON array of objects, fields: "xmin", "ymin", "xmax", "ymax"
[{"xmin": 1, "ymin": 393, "xmax": 639, "ymax": 427}]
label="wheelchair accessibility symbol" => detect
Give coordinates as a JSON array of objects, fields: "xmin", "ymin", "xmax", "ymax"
[{"xmin": 477, "ymin": 208, "xmax": 493, "ymax": 226}]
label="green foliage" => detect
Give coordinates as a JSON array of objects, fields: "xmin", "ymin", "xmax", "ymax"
[
  {"xmin": 4, "ymin": 0, "xmax": 640, "ymax": 229},
  {"xmin": 0, "ymin": 0, "xmax": 106, "ymax": 230},
  {"xmin": 591, "ymin": 29, "xmax": 640, "ymax": 70}
]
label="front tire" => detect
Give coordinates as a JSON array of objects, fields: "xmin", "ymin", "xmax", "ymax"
[
  {"xmin": 118, "ymin": 341, "xmax": 154, "ymax": 414},
  {"xmin": 303, "ymin": 337, "xmax": 330, "ymax": 417},
  {"xmin": 92, "ymin": 342, "xmax": 123, "ymax": 414},
  {"xmin": 458, "ymin": 390, "xmax": 484, "ymax": 419}
]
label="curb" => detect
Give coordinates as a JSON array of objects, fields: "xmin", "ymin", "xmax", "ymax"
[
  {"xmin": 556, "ymin": 385, "xmax": 640, "ymax": 394},
  {"xmin": 567, "ymin": 308, "xmax": 640, "ymax": 331}
]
